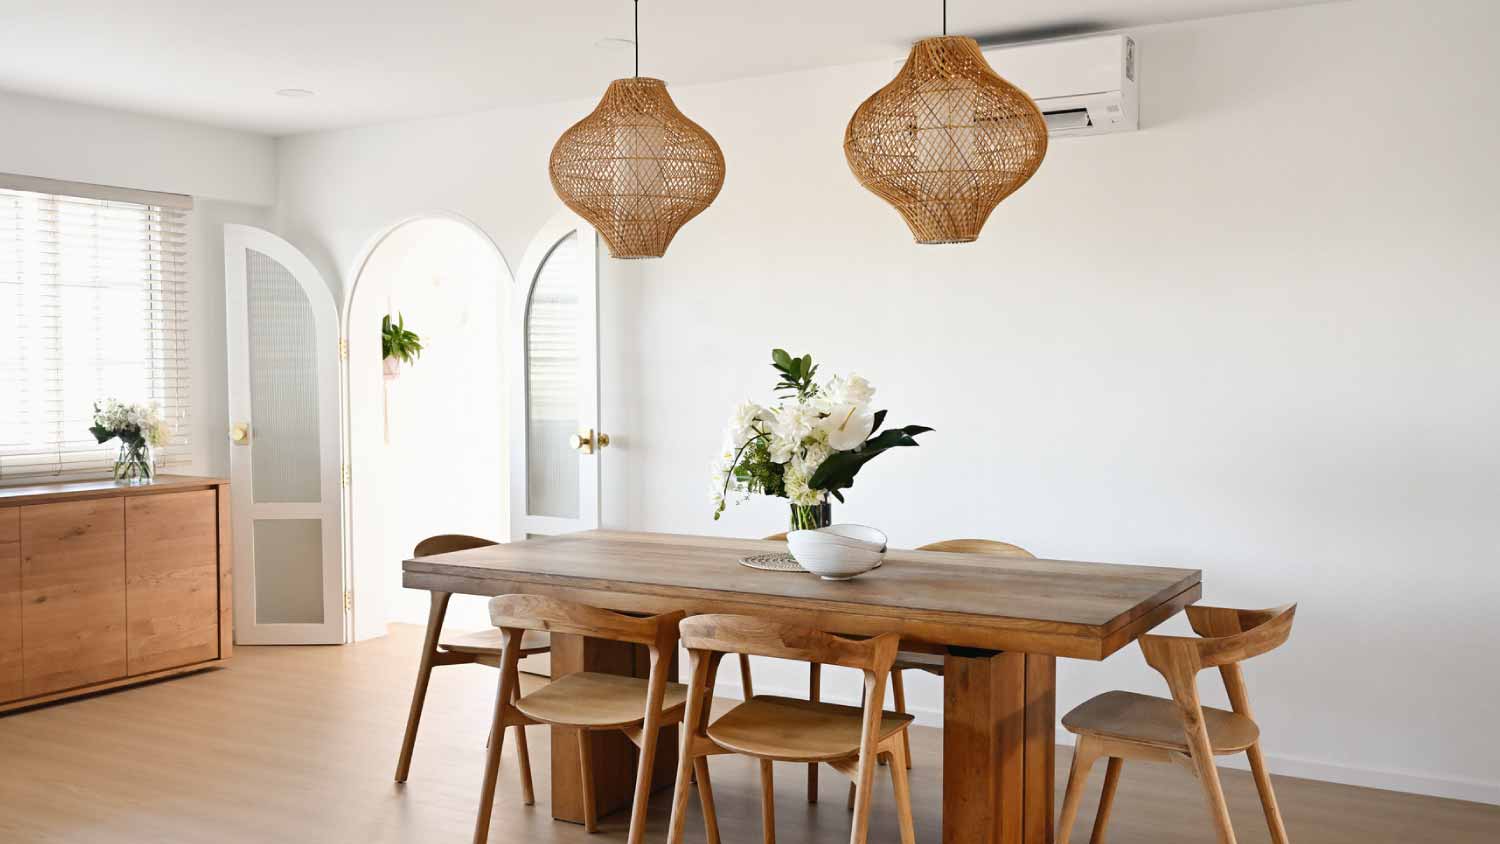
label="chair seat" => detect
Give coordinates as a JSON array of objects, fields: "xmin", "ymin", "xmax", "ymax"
[
  {"xmin": 439, "ymin": 628, "xmax": 551, "ymax": 656},
  {"xmin": 892, "ymin": 650, "xmax": 945, "ymax": 675},
  {"xmin": 515, "ymin": 671, "xmax": 689, "ymax": 729},
  {"xmin": 1062, "ymin": 691, "xmax": 1260, "ymax": 755},
  {"xmin": 707, "ymin": 695, "xmax": 914, "ymax": 763}
]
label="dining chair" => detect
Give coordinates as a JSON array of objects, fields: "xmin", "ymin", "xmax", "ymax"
[
  {"xmin": 474, "ymin": 594, "xmax": 688, "ymax": 844},
  {"xmin": 758, "ymin": 531, "xmax": 832, "ymax": 802},
  {"xmin": 667, "ymin": 613, "xmax": 917, "ymax": 844},
  {"xmin": 1057, "ymin": 604, "xmax": 1297, "ymax": 844},
  {"xmin": 395, "ymin": 535, "xmax": 551, "ymax": 787}
]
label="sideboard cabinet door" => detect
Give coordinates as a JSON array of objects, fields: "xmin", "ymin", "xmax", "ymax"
[
  {"xmin": 126, "ymin": 490, "xmax": 220, "ymax": 674},
  {"xmin": 0, "ymin": 508, "xmax": 20, "ymax": 702},
  {"xmin": 20, "ymin": 498, "xmax": 127, "ymax": 696}
]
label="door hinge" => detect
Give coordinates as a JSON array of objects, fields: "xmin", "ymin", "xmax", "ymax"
[
  {"xmin": 340, "ymin": 464, "xmax": 351, "ymax": 487},
  {"xmin": 343, "ymin": 590, "xmax": 352, "ymax": 612},
  {"xmin": 338, "ymin": 337, "xmax": 349, "ymax": 360}
]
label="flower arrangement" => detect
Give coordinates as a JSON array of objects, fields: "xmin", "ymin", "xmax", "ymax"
[
  {"xmin": 711, "ymin": 349, "xmax": 932, "ymax": 530},
  {"xmin": 89, "ymin": 399, "xmax": 170, "ymax": 483}
]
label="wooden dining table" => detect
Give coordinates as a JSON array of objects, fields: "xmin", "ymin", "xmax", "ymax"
[{"xmin": 403, "ymin": 530, "xmax": 1201, "ymax": 844}]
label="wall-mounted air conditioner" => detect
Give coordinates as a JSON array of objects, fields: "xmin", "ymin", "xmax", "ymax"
[
  {"xmin": 985, "ymin": 34, "xmax": 1138, "ymax": 137},
  {"xmin": 892, "ymin": 34, "xmax": 1139, "ymax": 137}
]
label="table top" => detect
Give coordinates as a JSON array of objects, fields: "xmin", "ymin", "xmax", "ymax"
[{"xmin": 404, "ymin": 530, "xmax": 1202, "ymax": 660}]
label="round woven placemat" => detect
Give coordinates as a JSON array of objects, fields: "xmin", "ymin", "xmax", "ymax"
[{"xmin": 738, "ymin": 553, "xmax": 807, "ymax": 573}]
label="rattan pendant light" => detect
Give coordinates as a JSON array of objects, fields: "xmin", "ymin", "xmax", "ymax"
[
  {"xmin": 549, "ymin": 0, "xmax": 725, "ymax": 259},
  {"xmin": 844, "ymin": 0, "xmax": 1048, "ymax": 244}
]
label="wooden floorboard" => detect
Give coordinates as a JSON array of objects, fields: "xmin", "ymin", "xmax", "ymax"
[{"xmin": 1, "ymin": 624, "xmax": 1495, "ymax": 843}]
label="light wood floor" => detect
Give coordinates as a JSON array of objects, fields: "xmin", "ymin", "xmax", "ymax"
[{"xmin": 1, "ymin": 625, "xmax": 1495, "ymax": 843}]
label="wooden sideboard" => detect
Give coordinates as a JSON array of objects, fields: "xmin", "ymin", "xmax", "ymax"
[{"xmin": 0, "ymin": 475, "xmax": 231, "ymax": 713}]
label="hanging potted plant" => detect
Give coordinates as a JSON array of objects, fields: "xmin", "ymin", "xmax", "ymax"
[{"xmin": 382, "ymin": 312, "xmax": 423, "ymax": 380}]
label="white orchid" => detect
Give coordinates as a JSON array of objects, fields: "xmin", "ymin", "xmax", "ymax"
[{"xmin": 816, "ymin": 374, "xmax": 875, "ymax": 414}]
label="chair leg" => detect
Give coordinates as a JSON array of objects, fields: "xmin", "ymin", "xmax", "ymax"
[
  {"xmin": 739, "ymin": 653, "xmax": 755, "ymax": 698},
  {"xmin": 694, "ymin": 757, "xmax": 723, "ymax": 844},
  {"xmin": 807, "ymin": 662, "xmax": 821, "ymax": 803},
  {"xmin": 665, "ymin": 737, "xmax": 698, "ymax": 844},
  {"xmin": 395, "ymin": 590, "xmax": 450, "ymax": 783},
  {"xmin": 1089, "ymin": 757, "xmax": 1123, "ymax": 844},
  {"xmin": 759, "ymin": 759, "xmax": 776, "ymax": 844},
  {"xmin": 472, "ymin": 659, "xmax": 517, "ymax": 844},
  {"xmin": 848, "ymin": 734, "xmax": 881, "ymax": 843},
  {"xmin": 576, "ymin": 729, "xmax": 598, "ymax": 833},
  {"xmin": 1246, "ymin": 742, "xmax": 1290, "ymax": 844},
  {"xmin": 888, "ymin": 739, "xmax": 917, "ymax": 844},
  {"xmin": 511, "ymin": 683, "xmax": 534, "ymax": 806},
  {"xmin": 1057, "ymin": 736, "xmax": 1103, "ymax": 844},
  {"xmin": 847, "ymin": 684, "xmax": 867, "ymax": 811},
  {"xmin": 891, "ymin": 670, "xmax": 912, "ymax": 769},
  {"xmin": 1184, "ymin": 726, "xmax": 1238, "ymax": 844},
  {"xmin": 625, "ymin": 713, "xmax": 664, "ymax": 844}
]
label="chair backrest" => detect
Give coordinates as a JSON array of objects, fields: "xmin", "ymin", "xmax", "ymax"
[
  {"xmin": 488, "ymin": 594, "xmax": 683, "ymax": 649},
  {"xmin": 413, "ymin": 533, "xmax": 498, "ymax": 557},
  {"xmin": 916, "ymin": 538, "xmax": 1035, "ymax": 558},
  {"xmin": 678, "ymin": 613, "xmax": 899, "ymax": 673},
  {"xmin": 1140, "ymin": 604, "xmax": 1297, "ymax": 674}
]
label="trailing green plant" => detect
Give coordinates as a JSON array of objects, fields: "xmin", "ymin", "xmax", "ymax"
[{"xmin": 382, "ymin": 312, "xmax": 424, "ymax": 365}]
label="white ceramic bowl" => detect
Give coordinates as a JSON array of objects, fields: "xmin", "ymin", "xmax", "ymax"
[
  {"xmin": 818, "ymin": 524, "xmax": 888, "ymax": 552},
  {"xmin": 786, "ymin": 530, "xmax": 885, "ymax": 580}
]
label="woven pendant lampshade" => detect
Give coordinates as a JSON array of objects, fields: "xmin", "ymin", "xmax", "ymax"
[
  {"xmin": 845, "ymin": 35, "xmax": 1048, "ymax": 244},
  {"xmin": 550, "ymin": 77, "xmax": 725, "ymax": 259}
]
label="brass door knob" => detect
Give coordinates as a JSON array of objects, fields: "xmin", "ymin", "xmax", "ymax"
[
  {"xmin": 230, "ymin": 422, "xmax": 250, "ymax": 445},
  {"xmin": 569, "ymin": 429, "xmax": 610, "ymax": 455}
]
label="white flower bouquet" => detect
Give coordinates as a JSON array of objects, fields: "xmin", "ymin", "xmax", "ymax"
[
  {"xmin": 711, "ymin": 349, "xmax": 932, "ymax": 530},
  {"xmin": 90, "ymin": 399, "xmax": 170, "ymax": 483}
]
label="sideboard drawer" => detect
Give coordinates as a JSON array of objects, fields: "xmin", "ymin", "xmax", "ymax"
[
  {"xmin": 20, "ymin": 498, "xmax": 128, "ymax": 697},
  {"xmin": 0, "ymin": 508, "xmax": 19, "ymax": 703}
]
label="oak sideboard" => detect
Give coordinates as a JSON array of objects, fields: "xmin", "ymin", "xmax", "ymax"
[{"xmin": 0, "ymin": 475, "xmax": 231, "ymax": 713}]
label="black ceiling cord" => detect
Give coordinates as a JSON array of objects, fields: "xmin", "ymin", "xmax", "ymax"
[
  {"xmin": 943, "ymin": 0, "xmax": 948, "ymax": 36},
  {"xmin": 634, "ymin": 0, "xmax": 640, "ymax": 78}
]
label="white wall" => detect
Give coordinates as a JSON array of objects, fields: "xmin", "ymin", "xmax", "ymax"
[
  {"xmin": 0, "ymin": 89, "xmax": 276, "ymax": 481},
  {"xmin": 270, "ymin": 0, "xmax": 1500, "ymax": 804}
]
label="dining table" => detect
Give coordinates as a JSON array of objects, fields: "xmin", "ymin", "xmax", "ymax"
[{"xmin": 403, "ymin": 529, "xmax": 1202, "ymax": 844}]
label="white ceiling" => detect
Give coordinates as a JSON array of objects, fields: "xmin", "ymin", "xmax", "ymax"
[{"xmin": 0, "ymin": 0, "xmax": 1333, "ymax": 136}]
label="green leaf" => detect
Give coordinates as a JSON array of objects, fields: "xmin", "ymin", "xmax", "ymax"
[
  {"xmin": 772, "ymin": 348, "xmax": 792, "ymax": 371},
  {"xmin": 89, "ymin": 425, "xmax": 115, "ymax": 444},
  {"xmin": 806, "ymin": 424, "xmax": 933, "ymax": 492},
  {"xmin": 869, "ymin": 409, "xmax": 887, "ymax": 434}
]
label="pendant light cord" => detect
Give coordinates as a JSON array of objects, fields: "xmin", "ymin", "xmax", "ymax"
[
  {"xmin": 942, "ymin": 0, "xmax": 947, "ymax": 35},
  {"xmin": 634, "ymin": 0, "xmax": 640, "ymax": 77}
]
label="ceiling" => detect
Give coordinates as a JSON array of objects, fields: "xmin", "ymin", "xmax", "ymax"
[{"xmin": 0, "ymin": 0, "xmax": 1333, "ymax": 136}]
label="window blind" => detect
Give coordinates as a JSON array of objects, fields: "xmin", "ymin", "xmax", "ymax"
[{"xmin": 0, "ymin": 175, "xmax": 192, "ymax": 481}]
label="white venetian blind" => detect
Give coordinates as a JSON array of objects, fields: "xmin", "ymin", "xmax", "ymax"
[{"xmin": 0, "ymin": 173, "xmax": 192, "ymax": 481}]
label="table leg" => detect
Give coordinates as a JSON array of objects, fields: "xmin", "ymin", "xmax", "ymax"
[
  {"xmin": 943, "ymin": 649, "xmax": 1056, "ymax": 844},
  {"xmin": 549, "ymin": 632, "xmax": 680, "ymax": 825}
]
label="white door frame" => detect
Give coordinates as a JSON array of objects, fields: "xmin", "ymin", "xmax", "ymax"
[
  {"xmin": 339, "ymin": 212, "xmax": 514, "ymax": 642},
  {"xmin": 510, "ymin": 210, "xmax": 601, "ymax": 539},
  {"xmin": 224, "ymin": 224, "xmax": 346, "ymax": 644}
]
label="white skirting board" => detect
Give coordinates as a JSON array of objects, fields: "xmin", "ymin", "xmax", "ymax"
[{"xmin": 712, "ymin": 677, "xmax": 1500, "ymax": 808}]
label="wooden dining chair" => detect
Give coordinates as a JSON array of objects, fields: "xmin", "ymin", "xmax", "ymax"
[
  {"xmin": 395, "ymin": 535, "xmax": 552, "ymax": 786},
  {"xmin": 474, "ymin": 595, "xmax": 688, "ymax": 844},
  {"xmin": 1057, "ymin": 604, "xmax": 1297, "ymax": 844},
  {"xmin": 667, "ymin": 613, "xmax": 916, "ymax": 844}
]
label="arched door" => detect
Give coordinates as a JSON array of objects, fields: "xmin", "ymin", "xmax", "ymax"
[
  {"xmin": 224, "ymin": 225, "xmax": 345, "ymax": 644},
  {"xmin": 509, "ymin": 213, "xmax": 601, "ymax": 538}
]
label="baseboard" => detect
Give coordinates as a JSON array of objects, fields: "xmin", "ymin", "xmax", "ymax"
[{"xmin": 714, "ymin": 679, "xmax": 1500, "ymax": 807}]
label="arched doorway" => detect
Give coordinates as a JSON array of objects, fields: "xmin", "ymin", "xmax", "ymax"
[{"xmin": 343, "ymin": 215, "xmax": 511, "ymax": 639}]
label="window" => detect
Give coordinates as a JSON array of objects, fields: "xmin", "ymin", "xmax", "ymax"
[{"xmin": 0, "ymin": 174, "xmax": 192, "ymax": 481}]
